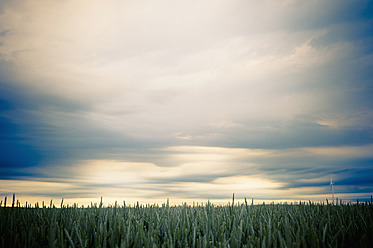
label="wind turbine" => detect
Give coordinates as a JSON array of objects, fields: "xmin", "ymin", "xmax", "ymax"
[{"xmin": 330, "ymin": 172, "xmax": 335, "ymax": 205}]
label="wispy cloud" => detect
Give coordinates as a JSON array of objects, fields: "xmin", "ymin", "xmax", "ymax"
[{"xmin": 2, "ymin": 144, "xmax": 371, "ymax": 204}]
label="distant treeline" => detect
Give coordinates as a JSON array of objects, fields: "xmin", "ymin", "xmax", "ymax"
[{"xmin": 0, "ymin": 195, "xmax": 372, "ymax": 247}]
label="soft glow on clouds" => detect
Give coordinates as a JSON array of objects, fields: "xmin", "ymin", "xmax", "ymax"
[
  {"xmin": 3, "ymin": 144, "xmax": 369, "ymax": 204},
  {"xmin": 213, "ymin": 175, "xmax": 282, "ymax": 191},
  {"xmin": 302, "ymin": 144, "xmax": 373, "ymax": 159}
]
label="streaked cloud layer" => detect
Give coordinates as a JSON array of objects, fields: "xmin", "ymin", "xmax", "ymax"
[{"xmin": 1, "ymin": 0, "xmax": 372, "ymax": 205}]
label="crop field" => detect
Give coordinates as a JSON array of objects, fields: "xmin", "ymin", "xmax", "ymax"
[{"xmin": 0, "ymin": 196, "xmax": 372, "ymax": 248}]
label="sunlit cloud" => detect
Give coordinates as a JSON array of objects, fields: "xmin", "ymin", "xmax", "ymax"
[
  {"xmin": 2, "ymin": 143, "xmax": 369, "ymax": 205},
  {"xmin": 302, "ymin": 144, "xmax": 373, "ymax": 159}
]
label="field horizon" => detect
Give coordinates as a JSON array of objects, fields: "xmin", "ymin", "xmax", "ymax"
[{"xmin": 1, "ymin": 193, "xmax": 372, "ymax": 208}]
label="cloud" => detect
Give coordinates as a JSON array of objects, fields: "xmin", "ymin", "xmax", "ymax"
[
  {"xmin": 0, "ymin": 0, "xmax": 372, "ymax": 203},
  {"xmin": 1, "ymin": 144, "xmax": 369, "ymax": 204}
]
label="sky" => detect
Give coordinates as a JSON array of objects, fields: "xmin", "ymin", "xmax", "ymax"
[{"xmin": 1, "ymin": 0, "xmax": 373, "ymax": 206}]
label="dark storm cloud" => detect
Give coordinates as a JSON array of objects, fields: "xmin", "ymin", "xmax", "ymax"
[
  {"xmin": 0, "ymin": 83, "xmax": 41, "ymax": 175},
  {"xmin": 285, "ymin": 0, "xmax": 373, "ymax": 31}
]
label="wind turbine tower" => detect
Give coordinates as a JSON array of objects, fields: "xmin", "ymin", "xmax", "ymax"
[{"xmin": 330, "ymin": 173, "xmax": 335, "ymax": 205}]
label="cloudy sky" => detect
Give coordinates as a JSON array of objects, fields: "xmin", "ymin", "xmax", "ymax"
[{"xmin": 1, "ymin": 0, "xmax": 372, "ymax": 206}]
